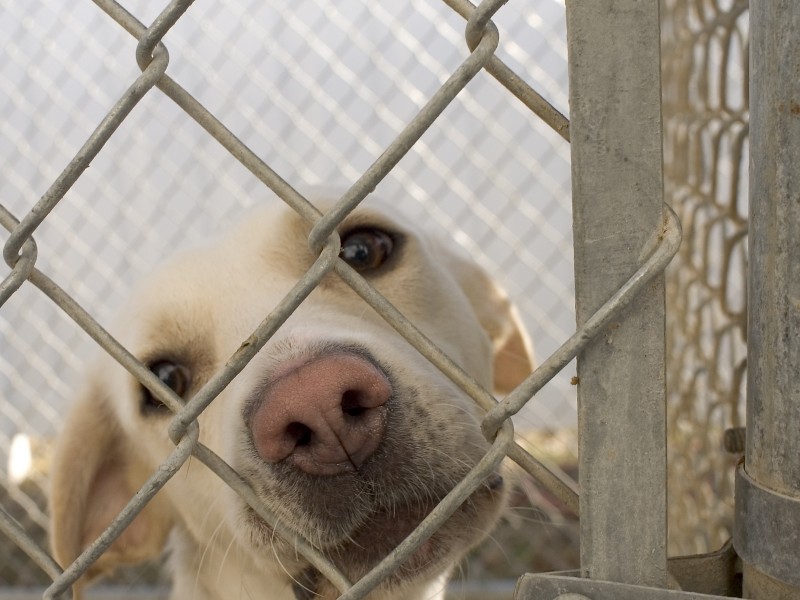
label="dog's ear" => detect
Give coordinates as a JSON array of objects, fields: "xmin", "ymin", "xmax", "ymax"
[
  {"xmin": 447, "ymin": 252, "xmax": 535, "ymax": 394},
  {"xmin": 50, "ymin": 375, "xmax": 172, "ymax": 588}
]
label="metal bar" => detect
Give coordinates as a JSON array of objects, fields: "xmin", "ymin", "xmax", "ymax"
[
  {"xmin": 45, "ymin": 426, "xmax": 199, "ymax": 600},
  {"xmin": 307, "ymin": 6, "xmax": 502, "ymax": 252},
  {"xmin": 134, "ymin": 0, "xmax": 195, "ymax": 70},
  {"xmin": 338, "ymin": 421, "xmax": 514, "ymax": 600},
  {"xmin": 666, "ymin": 540, "xmax": 742, "ymax": 597},
  {"xmin": 166, "ymin": 238, "xmax": 340, "ymax": 443},
  {"xmin": 515, "ymin": 574, "xmax": 731, "ymax": 600},
  {"xmin": 565, "ymin": 0, "xmax": 667, "ymax": 587},
  {"xmin": 2, "ymin": 47, "xmax": 168, "ymax": 266},
  {"xmin": 0, "ymin": 234, "xmax": 36, "ymax": 307},
  {"xmin": 91, "ymin": 0, "xmax": 321, "ymax": 224},
  {"xmin": 0, "ymin": 584, "xmax": 518, "ymax": 600},
  {"xmin": 482, "ymin": 205, "xmax": 680, "ymax": 437},
  {"xmin": 734, "ymin": 466, "xmax": 800, "ymax": 589},
  {"xmin": 0, "ymin": 0, "xmax": 659, "ymax": 595},
  {"xmin": 0, "ymin": 507, "xmax": 63, "ymax": 582},
  {"xmin": 736, "ymin": 1, "xmax": 800, "ymax": 597},
  {"xmin": 334, "ymin": 259, "xmax": 496, "ymax": 413},
  {"xmin": 0, "ymin": 205, "xmax": 351, "ymax": 593},
  {"xmin": 0, "ymin": 205, "xmax": 184, "ymax": 416},
  {"xmin": 506, "ymin": 443, "xmax": 580, "ymax": 516},
  {"xmin": 441, "ymin": 0, "xmax": 570, "ymax": 141},
  {"xmin": 335, "ymin": 259, "xmax": 582, "ymax": 515},
  {"xmin": 190, "ymin": 444, "xmax": 352, "ymax": 594}
]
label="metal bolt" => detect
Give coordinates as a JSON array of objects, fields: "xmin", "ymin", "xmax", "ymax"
[{"xmin": 724, "ymin": 427, "xmax": 746, "ymax": 454}]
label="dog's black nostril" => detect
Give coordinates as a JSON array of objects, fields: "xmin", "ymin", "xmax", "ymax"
[
  {"xmin": 341, "ymin": 389, "xmax": 367, "ymax": 417},
  {"xmin": 250, "ymin": 353, "xmax": 390, "ymax": 473},
  {"xmin": 286, "ymin": 422, "xmax": 313, "ymax": 447}
]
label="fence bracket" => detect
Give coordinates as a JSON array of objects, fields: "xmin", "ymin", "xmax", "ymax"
[
  {"xmin": 515, "ymin": 574, "xmax": 734, "ymax": 600},
  {"xmin": 667, "ymin": 539, "xmax": 742, "ymax": 597},
  {"xmin": 733, "ymin": 464, "xmax": 800, "ymax": 589},
  {"xmin": 515, "ymin": 540, "xmax": 741, "ymax": 600}
]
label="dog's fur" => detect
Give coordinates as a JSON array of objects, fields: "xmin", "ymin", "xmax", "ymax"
[{"xmin": 49, "ymin": 204, "xmax": 534, "ymax": 600}]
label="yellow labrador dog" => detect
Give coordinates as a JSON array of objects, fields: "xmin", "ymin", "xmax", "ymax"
[{"xmin": 50, "ymin": 203, "xmax": 533, "ymax": 600}]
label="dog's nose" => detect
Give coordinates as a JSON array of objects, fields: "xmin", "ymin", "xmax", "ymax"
[{"xmin": 250, "ymin": 353, "xmax": 390, "ymax": 476}]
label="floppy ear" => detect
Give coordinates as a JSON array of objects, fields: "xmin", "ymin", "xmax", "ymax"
[
  {"xmin": 49, "ymin": 375, "xmax": 173, "ymax": 591},
  {"xmin": 447, "ymin": 252, "xmax": 535, "ymax": 394}
]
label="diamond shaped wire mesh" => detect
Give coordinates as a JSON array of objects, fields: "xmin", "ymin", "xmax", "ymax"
[
  {"xmin": 1, "ymin": 0, "xmax": 577, "ymax": 590},
  {"xmin": 0, "ymin": 0, "xmax": 752, "ymax": 594}
]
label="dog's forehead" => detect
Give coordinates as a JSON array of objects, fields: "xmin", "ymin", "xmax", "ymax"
[
  {"xmin": 230, "ymin": 202, "xmax": 414, "ymax": 248},
  {"xmin": 116, "ymin": 204, "xmax": 431, "ymax": 351}
]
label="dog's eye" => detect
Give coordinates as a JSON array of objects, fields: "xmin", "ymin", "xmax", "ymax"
[
  {"xmin": 339, "ymin": 229, "xmax": 394, "ymax": 272},
  {"xmin": 141, "ymin": 360, "xmax": 191, "ymax": 415}
]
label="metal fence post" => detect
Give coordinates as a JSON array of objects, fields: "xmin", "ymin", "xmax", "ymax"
[
  {"xmin": 565, "ymin": 0, "xmax": 667, "ymax": 587},
  {"xmin": 734, "ymin": 1, "xmax": 800, "ymax": 598}
]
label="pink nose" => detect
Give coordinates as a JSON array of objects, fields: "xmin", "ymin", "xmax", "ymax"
[{"xmin": 250, "ymin": 353, "xmax": 391, "ymax": 476}]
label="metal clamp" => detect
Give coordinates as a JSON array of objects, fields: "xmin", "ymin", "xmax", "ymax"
[
  {"xmin": 515, "ymin": 574, "xmax": 733, "ymax": 600},
  {"xmin": 734, "ymin": 464, "xmax": 800, "ymax": 588}
]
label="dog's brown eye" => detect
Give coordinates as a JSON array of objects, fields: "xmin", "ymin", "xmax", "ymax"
[
  {"xmin": 340, "ymin": 229, "xmax": 393, "ymax": 272},
  {"xmin": 141, "ymin": 360, "xmax": 191, "ymax": 415}
]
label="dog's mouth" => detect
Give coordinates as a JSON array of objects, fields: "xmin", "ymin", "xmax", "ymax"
[
  {"xmin": 235, "ymin": 342, "xmax": 506, "ymax": 593},
  {"xmin": 245, "ymin": 471, "xmax": 505, "ymax": 593}
]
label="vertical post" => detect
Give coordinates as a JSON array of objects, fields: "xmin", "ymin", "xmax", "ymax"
[
  {"xmin": 735, "ymin": 1, "xmax": 800, "ymax": 598},
  {"xmin": 566, "ymin": 0, "xmax": 667, "ymax": 587}
]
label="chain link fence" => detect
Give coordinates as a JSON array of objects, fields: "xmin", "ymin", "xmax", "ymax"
[
  {"xmin": 661, "ymin": 0, "xmax": 749, "ymax": 556},
  {"xmin": 0, "ymin": 0, "xmax": 753, "ymax": 596},
  {"xmin": 1, "ymin": 0, "xmax": 579, "ymax": 594}
]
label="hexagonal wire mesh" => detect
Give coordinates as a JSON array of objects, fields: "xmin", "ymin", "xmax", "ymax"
[
  {"xmin": 0, "ymin": 0, "xmax": 750, "ymax": 595},
  {"xmin": 661, "ymin": 0, "xmax": 749, "ymax": 556}
]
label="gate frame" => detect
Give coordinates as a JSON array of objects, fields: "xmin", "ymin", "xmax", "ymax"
[
  {"xmin": 520, "ymin": 1, "xmax": 800, "ymax": 599},
  {"xmin": 734, "ymin": 1, "xmax": 800, "ymax": 598}
]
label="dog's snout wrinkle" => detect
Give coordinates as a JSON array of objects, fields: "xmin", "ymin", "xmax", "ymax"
[{"xmin": 250, "ymin": 353, "xmax": 390, "ymax": 476}]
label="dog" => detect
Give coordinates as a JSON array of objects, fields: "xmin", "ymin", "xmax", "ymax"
[{"xmin": 49, "ymin": 202, "xmax": 534, "ymax": 600}]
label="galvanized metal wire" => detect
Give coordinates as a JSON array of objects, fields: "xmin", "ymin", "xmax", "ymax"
[
  {"xmin": 0, "ymin": 1, "xmax": 580, "ymax": 596},
  {"xmin": 0, "ymin": 507, "xmax": 61, "ymax": 582},
  {"xmin": 0, "ymin": 0, "xmax": 737, "ymax": 596}
]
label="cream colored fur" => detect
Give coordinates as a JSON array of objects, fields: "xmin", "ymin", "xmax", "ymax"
[{"xmin": 49, "ymin": 203, "xmax": 534, "ymax": 600}]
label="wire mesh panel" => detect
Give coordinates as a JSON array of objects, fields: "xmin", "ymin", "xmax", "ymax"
[
  {"xmin": 1, "ymin": 0, "xmax": 580, "ymax": 594},
  {"xmin": 661, "ymin": 0, "xmax": 749, "ymax": 556},
  {"xmin": 0, "ymin": 0, "xmax": 755, "ymax": 596}
]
